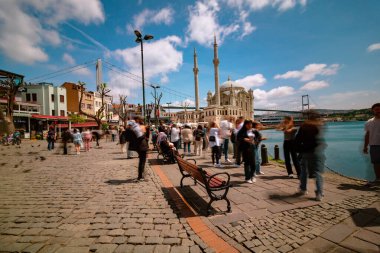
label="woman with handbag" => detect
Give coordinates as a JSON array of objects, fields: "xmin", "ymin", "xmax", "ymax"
[{"xmin": 208, "ymin": 122, "xmax": 222, "ymax": 167}]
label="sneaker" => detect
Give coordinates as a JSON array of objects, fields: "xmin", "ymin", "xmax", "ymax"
[
  {"xmin": 297, "ymin": 189, "xmax": 308, "ymax": 196},
  {"xmin": 251, "ymin": 177, "xmax": 257, "ymax": 183},
  {"xmin": 315, "ymin": 193, "xmax": 323, "ymax": 201},
  {"xmin": 215, "ymin": 163, "xmax": 222, "ymax": 168},
  {"xmin": 257, "ymin": 171, "xmax": 265, "ymax": 175},
  {"xmin": 288, "ymin": 174, "xmax": 295, "ymax": 178},
  {"xmin": 225, "ymin": 159, "xmax": 232, "ymax": 163},
  {"xmin": 246, "ymin": 179, "xmax": 253, "ymax": 184}
]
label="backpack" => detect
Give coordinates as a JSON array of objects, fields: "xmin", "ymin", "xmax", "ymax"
[
  {"xmin": 195, "ymin": 130, "xmax": 203, "ymax": 141},
  {"xmin": 230, "ymin": 131, "xmax": 236, "ymax": 143}
]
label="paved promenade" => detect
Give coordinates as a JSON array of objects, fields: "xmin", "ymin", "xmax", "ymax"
[{"xmin": 0, "ymin": 140, "xmax": 379, "ymax": 253}]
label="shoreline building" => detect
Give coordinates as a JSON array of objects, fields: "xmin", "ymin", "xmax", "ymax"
[{"xmin": 176, "ymin": 36, "xmax": 254, "ymax": 125}]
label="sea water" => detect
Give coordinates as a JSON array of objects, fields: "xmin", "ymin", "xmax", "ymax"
[{"xmin": 261, "ymin": 121, "xmax": 375, "ymax": 181}]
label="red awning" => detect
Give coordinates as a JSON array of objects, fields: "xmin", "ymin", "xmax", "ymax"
[
  {"xmin": 32, "ymin": 114, "xmax": 68, "ymax": 120},
  {"xmin": 56, "ymin": 122, "xmax": 98, "ymax": 128}
]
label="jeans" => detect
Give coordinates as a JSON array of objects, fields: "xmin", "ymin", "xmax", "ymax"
[
  {"xmin": 211, "ymin": 146, "xmax": 221, "ymax": 164},
  {"xmin": 254, "ymin": 146, "xmax": 261, "ymax": 173},
  {"xmin": 222, "ymin": 139, "xmax": 229, "ymax": 160},
  {"xmin": 137, "ymin": 150, "xmax": 147, "ymax": 179},
  {"xmin": 284, "ymin": 140, "xmax": 301, "ymax": 176},
  {"xmin": 299, "ymin": 152, "xmax": 325, "ymax": 195},
  {"xmin": 183, "ymin": 142, "xmax": 191, "ymax": 153},
  {"xmin": 47, "ymin": 140, "xmax": 54, "ymax": 150}
]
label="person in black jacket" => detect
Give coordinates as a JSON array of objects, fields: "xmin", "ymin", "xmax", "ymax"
[
  {"xmin": 295, "ymin": 111, "xmax": 326, "ymax": 201},
  {"xmin": 237, "ymin": 120, "xmax": 257, "ymax": 184}
]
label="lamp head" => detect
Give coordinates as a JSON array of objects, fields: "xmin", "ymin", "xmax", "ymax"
[
  {"xmin": 135, "ymin": 38, "xmax": 142, "ymax": 43},
  {"xmin": 144, "ymin": 34, "xmax": 154, "ymax": 40},
  {"xmin": 134, "ymin": 30, "xmax": 142, "ymax": 38}
]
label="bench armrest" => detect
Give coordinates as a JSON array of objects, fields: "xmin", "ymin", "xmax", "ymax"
[
  {"xmin": 185, "ymin": 159, "xmax": 197, "ymax": 164},
  {"xmin": 207, "ymin": 172, "xmax": 230, "ymax": 187}
]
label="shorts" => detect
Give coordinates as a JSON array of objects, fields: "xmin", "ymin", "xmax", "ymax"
[{"xmin": 370, "ymin": 145, "xmax": 380, "ymax": 164}]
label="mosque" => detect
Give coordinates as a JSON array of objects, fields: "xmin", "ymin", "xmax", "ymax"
[{"xmin": 176, "ymin": 36, "xmax": 254, "ymax": 124}]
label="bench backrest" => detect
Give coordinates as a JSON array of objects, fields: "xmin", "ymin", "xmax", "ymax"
[{"xmin": 175, "ymin": 155, "xmax": 206, "ymax": 185}]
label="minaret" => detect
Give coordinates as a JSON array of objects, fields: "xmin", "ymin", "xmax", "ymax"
[
  {"xmin": 213, "ymin": 35, "xmax": 220, "ymax": 106},
  {"xmin": 96, "ymin": 58, "xmax": 102, "ymax": 92},
  {"xmin": 193, "ymin": 48, "xmax": 200, "ymax": 111}
]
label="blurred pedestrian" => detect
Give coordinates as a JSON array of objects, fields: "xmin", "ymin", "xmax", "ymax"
[
  {"xmin": 209, "ymin": 122, "xmax": 222, "ymax": 167},
  {"xmin": 181, "ymin": 124, "xmax": 193, "ymax": 155},
  {"xmin": 363, "ymin": 103, "xmax": 380, "ymax": 187},
  {"xmin": 170, "ymin": 124, "xmax": 180, "ymax": 150},
  {"xmin": 82, "ymin": 128, "xmax": 92, "ymax": 152},
  {"xmin": 237, "ymin": 120, "xmax": 257, "ymax": 183},
  {"xmin": 279, "ymin": 116, "xmax": 301, "ymax": 178},
  {"xmin": 61, "ymin": 129, "xmax": 73, "ymax": 155},
  {"xmin": 119, "ymin": 126, "xmax": 126, "ymax": 154},
  {"xmin": 252, "ymin": 121, "xmax": 265, "ymax": 175},
  {"xmin": 73, "ymin": 129, "xmax": 83, "ymax": 155},
  {"xmin": 233, "ymin": 116, "xmax": 244, "ymax": 167},
  {"xmin": 194, "ymin": 125, "xmax": 205, "ymax": 156},
  {"xmin": 295, "ymin": 111, "xmax": 326, "ymax": 201},
  {"xmin": 129, "ymin": 116, "xmax": 148, "ymax": 181},
  {"xmin": 47, "ymin": 126, "xmax": 56, "ymax": 151}
]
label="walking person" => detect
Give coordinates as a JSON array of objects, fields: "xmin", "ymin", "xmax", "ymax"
[
  {"xmin": 181, "ymin": 124, "xmax": 193, "ymax": 155},
  {"xmin": 82, "ymin": 128, "xmax": 92, "ymax": 152},
  {"xmin": 363, "ymin": 103, "xmax": 380, "ymax": 187},
  {"xmin": 170, "ymin": 124, "xmax": 180, "ymax": 150},
  {"xmin": 295, "ymin": 111, "xmax": 326, "ymax": 201},
  {"xmin": 119, "ymin": 126, "xmax": 126, "ymax": 154},
  {"xmin": 220, "ymin": 118, "xmax": 233, "ymax": 163},
  {"xmin": 61, "ymin": 129, "xmax": 72, "ymax": 155},
  {"xmin": 279, "ymin": 116, "xmax": 301, "ymax": 178},
  {"xmin": 237, "ymin": 120, "xmax": 257, "ymax": 183},
  {"xmin": 47, "ymin": 126, "xmax": 56, "ymax": 151},
  {"xmin": 72, "ymin": 129, "xmax": 83, "ymax": 155},
  {"xmin": 194, "ymin": 125, "xmax": 205, "ymax": 156},
  {"xmin": 129, "ymin": 116, "xmax": 148, "ymax": 181},
  {"xmin": 234, "ymin": 116, "xmax": 245, "ymax": 167},
  {"xmin": 252, "ymin": 121, "xmax": 265, "ymax": 175},
  {"xmin": 209, "ymin": 122, "xmax": 222, "ymax": 167}
]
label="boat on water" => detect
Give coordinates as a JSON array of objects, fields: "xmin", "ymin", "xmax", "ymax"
[{"xmin": 258, "ymin": 114, "xmax": 304, "ymax": 127}]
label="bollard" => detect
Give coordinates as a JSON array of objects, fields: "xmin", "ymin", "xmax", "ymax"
[
  {"xmin": 274, "ymin": 145, "xmax": 280, "ymax": 160},
  {"xmin": 261, "ymin": 144, "xmax": 269, "ymax": 165}
]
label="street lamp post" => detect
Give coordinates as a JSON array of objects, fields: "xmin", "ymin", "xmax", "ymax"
[
  {"xmin": 166, "ymin": 102, "xmax": 172, "ymax": 122},
  {"xmin": 134, "ymin": 30, "xmax": 154, "ymax": 124},
  {"xmin": 151, "ymin": 85, "xmax": 160, "ymax": 127}
]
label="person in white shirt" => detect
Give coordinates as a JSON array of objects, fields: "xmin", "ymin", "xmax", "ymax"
[
  {"xmin": 220, "ymin": 118, "xmax": 233, "ymax": 163},
  {"xmin": 170, "ymin": 124, "xmax": 180, "ymax": 149},
  {"xmin": 363, "ymin": 103, "xmax": 380, "ymax": 186},
  {"xmin": 209, "ymin": 122, "xmax": 222, "ymax": 167}
]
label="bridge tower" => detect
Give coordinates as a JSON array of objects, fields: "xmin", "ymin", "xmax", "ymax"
[{"xmin": 302, "ymin": 94, "xmax": 310, "ymax": 114}]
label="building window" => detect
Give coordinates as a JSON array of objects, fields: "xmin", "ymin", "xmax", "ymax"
[
  {"xmin": 26, "ymin": 93, "xmax": 31, "ymax": 102},
  {"xmin": 60, "ymin": 95, "xmax": 64, "ymax": 103},
  {"xmin": 52, "ymin": 110, "xmax": 55, "ymax": 116},
  {"xmin": 32, "ymin": 93, "xmax": 37, "ymax": 102},
  {"xmin": 86, "ymin": 104, "xmax": 92, "ymax": 110},
  {"xmin": 60, "ymin": 110, "xmax": 65, "ymax": 116},
  {"xmin": 51, "ymin": 94, "xmax": 55, "ymax": 102},
  {"xmin": 81, "ymin": 103, "xmax": 85, "ymax": 109}
]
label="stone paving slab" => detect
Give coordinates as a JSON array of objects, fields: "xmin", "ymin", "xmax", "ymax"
[{"xmin": 0, "ymin": 141, "xmax": 205, "ymax": 253}]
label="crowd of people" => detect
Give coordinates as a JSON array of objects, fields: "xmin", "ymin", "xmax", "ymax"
[{"xmin": 30, "ymin": 102, "xmax": 379, "ymax": 199}]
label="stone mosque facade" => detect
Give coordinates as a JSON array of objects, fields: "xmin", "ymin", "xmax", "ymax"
[{"xmin": 176, "ymin": 36, "xmax": 254, "ymax": 125}]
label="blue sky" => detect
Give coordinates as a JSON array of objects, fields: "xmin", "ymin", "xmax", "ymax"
[{"xmin": 0, "ymin": 0, "xmax": 379, "ymax": 110}]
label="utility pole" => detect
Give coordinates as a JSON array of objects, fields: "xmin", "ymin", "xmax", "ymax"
[{"xmin": 151, "ymin": 85, "xmax": 161, "ymax": 127}]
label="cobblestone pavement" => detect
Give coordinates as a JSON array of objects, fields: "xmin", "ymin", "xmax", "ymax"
[{"xmin": 0, "ymin": 141, "xmax": 205, "ymax": 253}]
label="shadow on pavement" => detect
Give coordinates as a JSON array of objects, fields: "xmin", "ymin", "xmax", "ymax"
[
  {"xmin": 260, "ymin": 175, "xmax": 290, "ymax": 180},
  {"xmin": 104, "ymin": 179, "xmax": 138, "ymax": 185},
  {"xmin": 348, "ymin": 208, "xmax": 380, "ymax": 227},
  {"xmin": 337, "ymin": 183, "xmax": 379, "ymax": 192}
]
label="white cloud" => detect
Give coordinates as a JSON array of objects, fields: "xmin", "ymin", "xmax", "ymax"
[
  {"xmin": 127, "ymin": 7, "xmax": 174, "ymax": 33},
  {"xmin": 235, "ymin": 74, "xmax": 266, "ymax": 89},
  {"xmin": 107, "ymin": 73, "xmax": 142, "ymax": 99},
  {"xmin": 172, "ymin": 99, "xmax": 195, "ymax": 107},
  {"xmin": 73, "ymin": 67, "xmax": 91, "ymax": 76},
  {"xmin": 110, "ymin": 36, "xmax": 183, "ymax": 97},
  {"xmin": 62, "ymin": 53, "xmax": 75, "ymax": 65},
  {"xmin": 300, "ymin": 80, "xmax": 329, "ymax": 91},
  {"xmin": 367, "ymin": 43, "xmax": 380, "ymax": 52},
  {"xmin": 226, "ymin": 0, "xmax": 307, "ymax": 11},
  {"xmin": 186, "ymin": 0, "xmax": 240, "ymax": 46},
  {"xmin": 253, "ymin": 86, "xmax": 296, "ymax": 109},
  {"xmin": 0, "ymin": 0, "xmax": 104, "ymax": 64},
  {"xmin": 274, "ymin": 63, "xmax": 340, "ymax": 82},
  {"xmin": 319, "ymin": 90, "xmax": 380, "ymax": 109}
]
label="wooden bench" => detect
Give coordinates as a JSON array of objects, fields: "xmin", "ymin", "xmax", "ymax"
[{"xmin": 174, "ymin": 154, "xmax": 231, "ymax": 216}]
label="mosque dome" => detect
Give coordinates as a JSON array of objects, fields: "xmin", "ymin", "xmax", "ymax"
[{"xmin": 220, "ymin": 76, "xmax": 244, "ymax": 90}]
